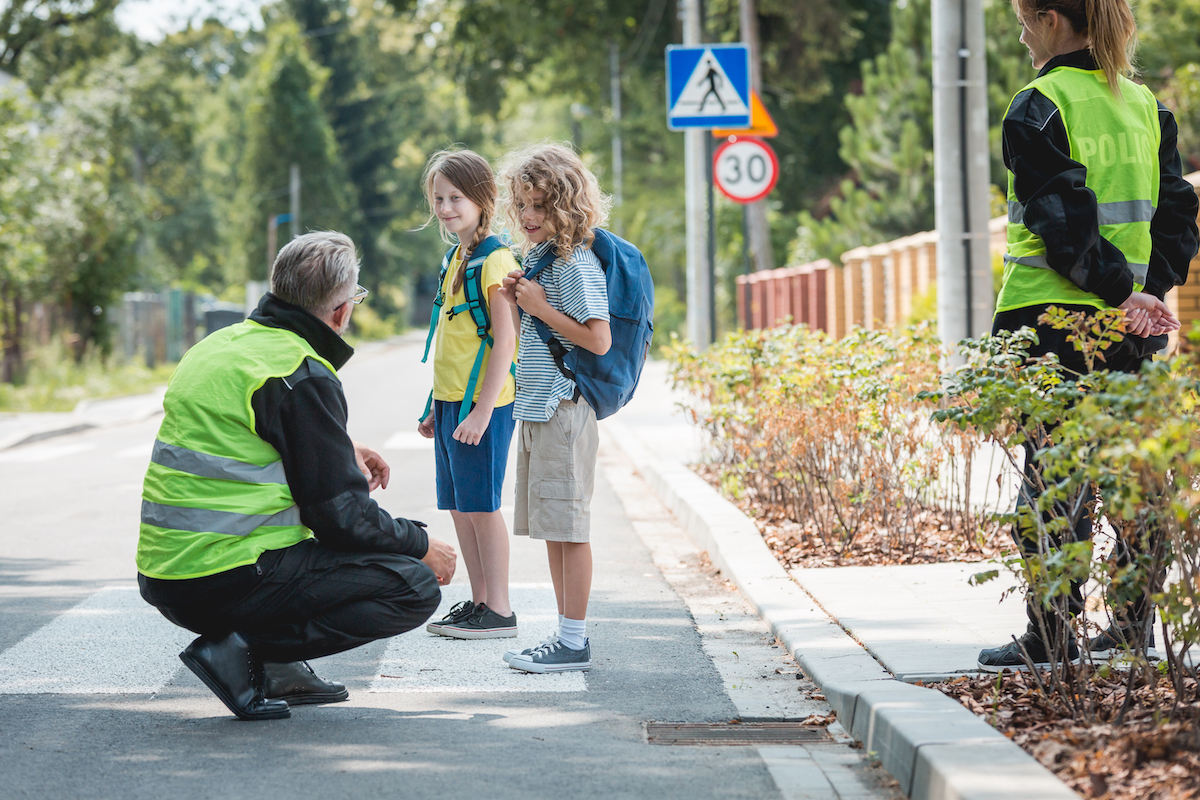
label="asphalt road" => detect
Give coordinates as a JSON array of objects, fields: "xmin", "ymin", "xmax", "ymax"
[{"xmin": 0, "ymin": 335, "xmax": 899, "ymax": 800}]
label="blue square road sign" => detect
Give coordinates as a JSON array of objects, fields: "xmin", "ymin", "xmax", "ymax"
[{"xmin": 666, "ymin": 44, "xmax": 751, "ymax": 130}]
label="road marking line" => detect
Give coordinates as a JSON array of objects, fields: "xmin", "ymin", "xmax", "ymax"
[
  {"xmin": 0, "ymin": 442, "xmax": 96, "ymax": 464},
  {"xmin": 383, "ymin": 431, "xmax": 435, "ymax": 450},
  {"xmin": 116, "ymin": 442, "xmax": 154, "ymax": 459},
  {"xmin": 0, "ymin": 586, "xmax": 193, "ymax": 694},
  {"xmin": 371, "ymin": 584, "xmax": 586, "ymax": 693}
]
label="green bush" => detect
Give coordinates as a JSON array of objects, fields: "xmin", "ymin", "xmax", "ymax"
[
  {"xmin": 666, "ymin": 323, "xmax": 1001, "ymax": 563},
  {"xmin": 925, "ymin": 308, "xmax": 1200, "ymax": 723}
]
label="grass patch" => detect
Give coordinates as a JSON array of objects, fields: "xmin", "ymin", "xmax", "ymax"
[{"xmin": 0, "ymin": 343, "xmax": 175, "ymax": 413}]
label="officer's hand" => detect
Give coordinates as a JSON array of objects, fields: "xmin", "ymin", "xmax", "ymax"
[
  {"xmin": 422, "ymin": 537, "xmax": 457, "ymax": 585},
  {"xmin": 352, "ymin": 440, "xmax": 390, "ymax": 491},
  {"xmin": 1119, "ymin": 292, "xmax": 1180, "ymax": 335}
]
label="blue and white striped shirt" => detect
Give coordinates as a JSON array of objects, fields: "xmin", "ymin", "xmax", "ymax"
[{"xmin": 514, "ymin": 240, "xmax": 609, "ymax": 422}]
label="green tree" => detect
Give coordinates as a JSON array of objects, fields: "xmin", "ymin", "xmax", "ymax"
[{"xmin": 233, "ymin": 20, "xmax": 353, "ymax": 282}]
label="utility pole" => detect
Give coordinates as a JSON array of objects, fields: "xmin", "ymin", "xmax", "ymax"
[
  {"xmin": 610, "ymin": 41, "xmax": 624, "ymax": 212},
  {"xmin": 289, "ymin": 163, "xmax": 301, "ymax": 240},
  {"xmin": 681, "ymin": 0, "xmax": 712, "ymax": 347},
  {"xmin": 739, "ymin": 0, "xmax": 774, "ymax": 273},
  {"xmin": 932, "ymin": 0, "xmax": 993, "ymax": 356}
]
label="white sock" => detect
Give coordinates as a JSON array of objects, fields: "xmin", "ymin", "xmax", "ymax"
[{"xmin": 559, "ymin": 617, "xmax": 587, "ymax": 650}]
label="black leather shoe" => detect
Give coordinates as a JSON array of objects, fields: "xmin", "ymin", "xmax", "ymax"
[
  {"xmin": 180, "ymin": 633, "xmax": 291, "ymax": 721},
  {"xmin": 264, "ymin": 661, "xmax": 349, "ymax": 705},
  {"xmin": 978, "ymin": 630, "xmax": 1079, "ymax": 672}
]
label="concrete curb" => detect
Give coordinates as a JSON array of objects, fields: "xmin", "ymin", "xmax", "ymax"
[
  {"xmin": 602, "ymin": 418, "xmax": 1076, "ymax": 800},
  {"xmin": 0, "ymin": 388, "xmax": 166, "ymax": 451}
]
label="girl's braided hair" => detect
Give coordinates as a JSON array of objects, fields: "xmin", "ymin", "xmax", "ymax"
[{"xmin": 422, "ymin": 149, "xmax": 497, "ymax": 294}]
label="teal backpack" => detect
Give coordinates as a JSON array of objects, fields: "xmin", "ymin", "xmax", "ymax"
[{"xmin": 419, "ymin": 235, "xmax": 514, "ymax": 424}]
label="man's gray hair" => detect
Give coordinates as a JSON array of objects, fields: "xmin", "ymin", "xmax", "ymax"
[{"xmin": 270, "ymin": 231, "xmax": 360, "ymax": 315}]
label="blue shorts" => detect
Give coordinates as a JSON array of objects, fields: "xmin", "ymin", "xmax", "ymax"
[{"xmin": 433, "ymin": 400, "xmax": 517, "ymax": 513}]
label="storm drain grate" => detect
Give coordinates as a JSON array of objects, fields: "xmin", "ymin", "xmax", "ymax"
[{"xmin": 645, "ymin": 721, "xmax": 833, "ymax": 746}]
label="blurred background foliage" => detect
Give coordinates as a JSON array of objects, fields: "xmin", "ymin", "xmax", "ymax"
[{"xmin": 1, "ymin": 0, "xmax": 1199, "ymax": 385}]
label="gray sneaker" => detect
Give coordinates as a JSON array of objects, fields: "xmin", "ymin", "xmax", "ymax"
[
  {"xmin": 508, "ymin": 639, "xmax": 590, "ymax": 673},
  {"xmin": 503, "ymin": 632, "xmax": 559, "ymax": 664},
  {"xmin": 426, "ymin": 601, "xmax": 476, "ymax": 636},
  {"xmin": 439, "ymin": 603, "xmax": 518, "ymax": 639}
]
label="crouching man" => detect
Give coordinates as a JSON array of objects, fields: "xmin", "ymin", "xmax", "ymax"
[{"xmin": 137, "ymin": 231, "xmax": 456, "ymax": 720}]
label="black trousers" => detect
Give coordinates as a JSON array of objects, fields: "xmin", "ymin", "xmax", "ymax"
[
  {"xmin": 994, "ymin": 304, "xmax": 1155, "ymax": 631},
  {"xmin": 139, "ymin": 538, "xmax": 441, "ymax": 663}
]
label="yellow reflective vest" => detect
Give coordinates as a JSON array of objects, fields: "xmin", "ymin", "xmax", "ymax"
[
  {"xmin": 137, "ymin": 321, "xmax": 335, "ymax": 579},
  {"xmin": 998, "ymin": 67, "xmax": 1160, "ymax": 313}
]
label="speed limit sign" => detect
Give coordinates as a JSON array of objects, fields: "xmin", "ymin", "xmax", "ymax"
[{"xmin": 713, "ymin": 137, "xmax": 778, "ymax": 204}]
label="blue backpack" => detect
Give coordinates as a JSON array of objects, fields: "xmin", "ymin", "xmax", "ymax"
[
  {"xmin": 521, "ymin": 228, "xmax": 654, "ymax": 420},
  {"xmin": 419, "ymin": 235, "xmax": 514, "ymax": 424}
]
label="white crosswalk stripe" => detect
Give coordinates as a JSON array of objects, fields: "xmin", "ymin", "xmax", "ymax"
[
  {"xmin": 0, "ymin": 584, "xmax": 585, "ymax": 695},
  {"xmin": 383, "ymin": 431, "xmax": 434, "ymax": 450},
  {"xmin": 371, "ymin": 584, "xmax": 586, "ymax": 693},
  {"xmin": 0, "ymin": 441, "xmax": 96, "ymax": 464},
  {"xmin": 0, "ymin": 586, "xmax": 192, "ymax": 694}
]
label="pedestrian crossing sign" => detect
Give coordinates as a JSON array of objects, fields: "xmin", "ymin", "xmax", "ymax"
[{"xmin": 666, "ymin": 44, "xmax": 751, "ymax": 131}]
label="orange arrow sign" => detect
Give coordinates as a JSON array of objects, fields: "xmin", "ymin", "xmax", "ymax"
[{"xmin": 712, "ymin": 90, "xmax": 778, "ymax": 138}]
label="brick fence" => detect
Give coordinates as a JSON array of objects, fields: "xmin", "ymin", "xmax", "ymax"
[{"xmin": 737, "ymin": 171, "xmax": 1200, "ymax": 351}]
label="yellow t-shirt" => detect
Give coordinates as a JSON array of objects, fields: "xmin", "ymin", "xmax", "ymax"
[{"xmin": 431, "ymin": 246, "xmax": 519, "ymax": 405}]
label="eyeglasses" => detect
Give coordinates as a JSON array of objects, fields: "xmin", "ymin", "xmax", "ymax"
[{"xmin": 346, "ymin": 284, "xmax": 369, "ymax": 305}]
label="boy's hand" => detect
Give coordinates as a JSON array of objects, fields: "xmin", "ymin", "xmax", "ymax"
[
  {"xmin": 497, "ymin": 270, "xmax": 523, "ymax": 305},
  {"xmin": 452, "ymin": 406, "xmax": 491, "ymax": 446},
  {"xmin": 417, "ymin": 412, "xmax": 435, "ymax": 439},
  {"xmin": 511, "ymin": 275, "xmax": 549, "ymax": 317}
]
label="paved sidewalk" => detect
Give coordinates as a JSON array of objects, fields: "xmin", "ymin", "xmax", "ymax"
[
  {"xmin": 605, "ymin": 359, "xmax": 1075, "ymax": 800},
  {"xmin": 0, "ymin": 389, "xmax": 167, "ymax": 451}
]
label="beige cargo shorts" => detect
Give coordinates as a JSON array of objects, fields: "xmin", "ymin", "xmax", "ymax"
[{"xmin": 513, "ymin": 398, "xmax": 599, "ymax": 543}]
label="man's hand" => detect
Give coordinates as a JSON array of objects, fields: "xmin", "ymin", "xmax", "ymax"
[
  {"xmin": 417, "ymin": 412, "xmax": 435, "ymax": 440},
  {"xmin": 1119, "ymin": 292, "xmax": 1180, "ymax": 337},
  {"xmin": 352, "ymin": 440, "xmax": 390, "ymax": 491},
  {"xmin": 421, "ymin": 537, "xmax": 457, "ymax": 585}
]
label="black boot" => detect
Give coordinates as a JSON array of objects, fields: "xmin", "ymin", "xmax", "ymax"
[
  {"xmin": 180, "ymin": 632, "xmax": 291, "ymax": 721},
  {"xmin": 264, "ymin": 661, "xmax": 349, "ymax": 705},
  {"xmin": 977, "ymin": 628, "xmax": 1080, "ymax": 672},
  {"xmin": 1089, "ymin": 622, "xmax": 1156, "ymax": 657}
]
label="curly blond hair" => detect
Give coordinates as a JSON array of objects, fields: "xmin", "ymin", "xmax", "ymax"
[{"xmin": 499, "ymin": 143, "xmax": 611, "ymax": 261}]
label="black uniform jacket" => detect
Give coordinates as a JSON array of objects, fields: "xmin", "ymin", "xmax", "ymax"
[
  {"xmin": 246, "ymin": 293, "xmax": 429, "ymax": 559},
  {"xmin": 1003, "ymin": 50, "xmax": 1198, "ymax": 316}
]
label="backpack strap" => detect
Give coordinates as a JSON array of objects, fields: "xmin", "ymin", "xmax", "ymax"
[
  {"xmin": 522, "ymin": 245, "xmax": 581, "ymax": 393},
  {"xmin": 418, "ymin": 245, "xmax": 458, "ymax": 422},
  {"xmin": 427, "ymin": 236, "xmax": 513, "ymax": 426}
]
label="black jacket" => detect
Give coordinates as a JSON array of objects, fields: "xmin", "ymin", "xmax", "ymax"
[
  {"xmin": 247, "ymin": 293, "xmax": 429, "ymax": 559},
  {"xmin": 1003, "ymin": 50, "xmax": 1198, "ymax": 310}
]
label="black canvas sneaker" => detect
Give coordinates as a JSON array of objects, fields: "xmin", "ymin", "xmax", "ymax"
[
  {"xmin": 1089, "ymin": 623, "xmax": 1157, "ymax": 659},
  {"xmin": 439, "ymin": 603, "xmax": 518, "ymax": 639},
  {"xmin": 426, "ymin": 601, "xmax": 476, "ymax": 636}
]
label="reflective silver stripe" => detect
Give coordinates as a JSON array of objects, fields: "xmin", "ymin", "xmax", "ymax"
[
  {"xmin": 1008, "ymin": 200, "xmax": 1025, "ymax": 225},
  {"xmin": 1008, "ymin": 199, "xmax": 1154, "ymax": 226},
  {"xmin": 151, "ymin": 440, "xmax": 287, "ymax": 485},
  {"xmin": 1003, "ymin": 253, "xmax": 1049, "ymax": 268},
  {"xmin": 140, "ymin": 501, "xmax": 301, "ymax": 536},
  {"xmin": 1004, "ymin": 254, "xmax": 1149, "ymax": 285},
  {"xmin": 1096, "ymin": 199, "xmax": 1155, "ymax": 226}
]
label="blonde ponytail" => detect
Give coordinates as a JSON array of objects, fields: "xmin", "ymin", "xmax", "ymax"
[
  {"xmin": 1086, "ymin": 0, "xmax": 1137, "ymax": 98},
  {"xmin": 1011, "ymin": 0, "xmax": 1138, "ymax": 97}
]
